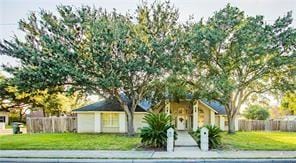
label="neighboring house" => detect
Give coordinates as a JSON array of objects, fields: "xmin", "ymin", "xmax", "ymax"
[
  {"xmin": 26, "ymin": 110, "xmax": 44, "ymax": 117},
  {"xmin": 282, "ymin": 115, "xmax": 296, "ymax": 121},
  {"xmin": 0, "ymin": 110, "xmax": 9, "ymax": 125},
  {"xmin": 73, "ymin": 99, "xmax": 239, "ymax": 133}
]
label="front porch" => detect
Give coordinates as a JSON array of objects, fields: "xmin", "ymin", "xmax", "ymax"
[{"xmin": 163, "ymin": 100, "xmax": 229, "ymax": 131}]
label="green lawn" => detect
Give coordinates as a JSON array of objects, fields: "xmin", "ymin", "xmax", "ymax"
[
  {"xmin": 0, "ymin": 133, "xmax": 141, "ymax": 150},
  {"xmin": 5, "ymin": 125, "xmax": 12, "ymax": 129},
  {"xmin": 223, "ymin": 131, "xmax": 296, "ymax": 150}
]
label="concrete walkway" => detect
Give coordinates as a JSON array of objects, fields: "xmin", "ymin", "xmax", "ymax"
[
  {"xmin": 174, "ymin": 131, "xmax": 199, "ymax": 152},
  {"xmin": 175, "ymin": 131, "xmax": 198, "ymax": 147},
  {"xmin": 1, "ymin": 150, "xmax": 296, "ymax": 159}
]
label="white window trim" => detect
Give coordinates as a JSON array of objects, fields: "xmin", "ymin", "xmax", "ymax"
[{"xmin": 102, "ymin": 113, "xmax": 119, "ymax": 128}]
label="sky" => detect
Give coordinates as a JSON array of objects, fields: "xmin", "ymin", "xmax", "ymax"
[
  {"xmin": 0, "ymin": 0, "xmax": 295, "ymax": 65},
  {"xmin": 0, "ymin": 0, "xmax": 295, "ymax": 105}
]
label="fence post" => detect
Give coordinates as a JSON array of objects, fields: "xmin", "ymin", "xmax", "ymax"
[
  {"xmin": 52, "ymin": 117, "xmax": 55, "ymax": 133},
  {"xmin": 42, "ymin": 118, "xmax": 45, "ymax": 133},
  {"xmin": 27, "ymin": 118, "xmax": 31, "ymax": 133}
]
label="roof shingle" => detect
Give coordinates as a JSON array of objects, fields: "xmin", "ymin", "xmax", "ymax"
[{"xmin": 74, "ymin": 100, "xmax": 150, "ymax": 112}]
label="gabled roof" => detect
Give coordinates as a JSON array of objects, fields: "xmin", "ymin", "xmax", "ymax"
[
  {"xmin": 74, "ymin": 99, "xmax": 151, "ymax": 112},
  {"xmin": 73, "ymin": 96, "xmax": 226, "ymax": 115},
  {"xmin": 165, "ymin": 93, "xmax": 226, "ymax": 115},
  {"xmin": 200, "ymin": 100, "xmax": 226, "ymax": 115}
]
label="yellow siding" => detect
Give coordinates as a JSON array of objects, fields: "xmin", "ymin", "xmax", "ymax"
[
  {"xmin": 169, "ymin": 101, "xmax": 193, "ymax": 130},
  {"xmin": 198, "ymin": 104, "xmax": 210, "ymax": 127}
]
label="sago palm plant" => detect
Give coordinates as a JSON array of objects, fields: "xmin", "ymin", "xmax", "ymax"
[{"xmin": 140, "ymin": 112, "xmax": 176, "ymax": 148}]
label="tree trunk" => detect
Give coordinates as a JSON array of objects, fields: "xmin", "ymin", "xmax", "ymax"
[
  {"xmin": 227, "ymin": 114, "xmax": 236, "ymax": 134},
  {"xmin": 19, "ymin": 108, "xmax": 23, "ymax": 122},
  {"xmin": 120, "ymin": 103, "xmax": 135, "ymax": 136},
  {"xmin": 57, "ymin": 110, "xmax": 60, "ymax": 117},
  {"xmin": 115, "ymin": 93, "xmax": 136, "ymax": 136},
  {"xmin": 42, "ymin": 108, "xmax": 46, "ymax": 117},
  {"xmin": 126, "ymin": 110, "xmax": 135, "ymax": 136}
]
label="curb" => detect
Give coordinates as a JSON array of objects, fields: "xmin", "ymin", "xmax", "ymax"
[{"xmin": 1, "ymin": 158, "xmax": 296, "ymax": 163}]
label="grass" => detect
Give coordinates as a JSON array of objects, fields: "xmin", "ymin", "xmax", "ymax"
[
  {"xmin": 0, "ymin": 133, "xmax": 141, "ymax": 150},
  {"xmin": 5, "ymin": 125, "xmax": 12, "ymax": 129},
  {"xmin": 5, "ymin": 124, "xmax": 26, "ymax": 129},
  {"xmin": 222, "ymin": 131, "xmax": 296, "ymax": 151}
]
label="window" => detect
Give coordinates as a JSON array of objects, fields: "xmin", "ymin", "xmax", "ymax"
[
  {"xmin": 225, "ymin": 119, "xmax": 229, "ymax": 126},
  {"xmin": 198, "ymin": 109, "xmax": 204, "ymax": 127},
  {"xmin": 102, "ymin": 113, "xmax": 119, "ymax": 127},
  {"xmin": 0, "ymin": 116, "xmax": 5, "ymax": 123}
]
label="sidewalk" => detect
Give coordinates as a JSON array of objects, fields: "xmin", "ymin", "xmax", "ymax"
[{"xmin": 0, "ymin": 150, "xmax": 296, "ymax": 159}]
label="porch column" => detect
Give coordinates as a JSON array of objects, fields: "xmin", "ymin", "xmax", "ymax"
[
  {"xmin": 193, "ymin": 100, "xmax": 199, "ymax": 131},
  {"xmin": 119, "ymin": 112, "xmax": 127, "ymax": 133},
  {"xmin": 165, "ymin": 100, "xmax": 170, "ymax": 115},
  {"xmin": 210, "ymin": 111, "xmax": 215, "ymax": 126},
  {"xmin": 94, "ymin": 112, "xmax": 101, "ymax": 133},
  {"xmin": 219, "ymin": 115, "xmax": 225, "ymax": 131}
]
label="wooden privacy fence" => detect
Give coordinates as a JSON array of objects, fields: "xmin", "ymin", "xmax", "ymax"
[
  {"xmin": 26, "ymin": 117, "xmax": 77, "ymax": 133},
  {"xmin": 239, "ymin": 120, "xmax": 296, "ymax": 132}
]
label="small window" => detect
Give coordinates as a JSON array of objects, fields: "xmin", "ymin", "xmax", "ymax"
[
  {"xmin": 225, "ymin": 119, "xmax": 228, "ymax": 126},
  {"xmin": 0, "ymin": 116, "xmax": 5, "ymax": 123},
  {"xmin": 102, "ymin": 113, "xmax": 119, "ymax": 127}
]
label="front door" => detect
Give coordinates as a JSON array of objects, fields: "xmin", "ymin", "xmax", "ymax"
[{"xmin": 177, "ymin": 115, "xmax": 186, "ymax": 130}]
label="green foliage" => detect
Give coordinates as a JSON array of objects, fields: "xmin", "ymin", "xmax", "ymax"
[
  {"xmin": 0, "ymin": 75, "xmax": 31, "ymax": 117},
  {"xmin": 32, "ymin": 91, "xmax": 88, "ymax": 117},
  {"xmin": 280, "ymin": 92, "xmax": 296, "ymax": 115},
  {"xmin": 182, "ymin": 4, "xmax": 296, "ymax": 133},
  {"xmin": 192, "ymin": 125, "xmax": 222, "ymax": 149},
  {"xmin": 1, "ymin": 2, "xmax": 295, "ymax": 135},
  {"xmin": 146, "ymin": 75, "xmax": 195, "ymax": 105},
  {"xmin": 243, "ymin": 105, "xmax": 270, "ymax": 120},
  {"xmin": 0, "ymin": 74, "xmax": 9, "ymax": 111},
  {"xmin": 140, "ymin": 112, "xmax": 176, "ymax": 148},
  {"xmin": 0, "ymin": 2, "xmax": 181, "ymax": 101},
  {"xmin": 0, "ymin": 73, "xmax": 87, "ymax": 117},
  {"xmin": 8, "ymin": 113, "xmax": 23, "ymax": 124},
  {"xmin": 0, "ymin": 1, "xmax": 183, "ymax": 135}
]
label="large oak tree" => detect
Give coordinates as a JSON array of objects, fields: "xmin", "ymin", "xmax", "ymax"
[
  {"xmin": 0, "ymin": 2, "xmax": 182, "ymax": 135},
  {"xmin": 184, "ymin": 5, "xmax": 296, "ymax": 133}
]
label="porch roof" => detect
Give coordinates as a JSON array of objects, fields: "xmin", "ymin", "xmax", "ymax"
[{"xmin": 200, "ymin": 100, "xmax": 226, "ymax": 115}]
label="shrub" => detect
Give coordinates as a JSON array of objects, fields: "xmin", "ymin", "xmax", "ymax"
[
  {"xmin": 244, "ymin": 105, "xmax": 270, "ymax": 120},
  {"xmin": 192, "ymin": 125, "xmax": 222, "ymax": 149},
  {"xmin": 140, "ymin": 112, "xmax": 177, "ymax": 148}
]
